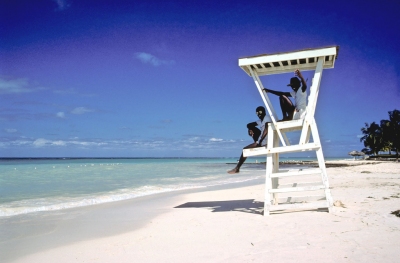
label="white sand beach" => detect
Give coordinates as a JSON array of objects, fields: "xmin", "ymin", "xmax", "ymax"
[{"xmin": 4, "ymin": 160, "xmax": 400, "ymax": 263}]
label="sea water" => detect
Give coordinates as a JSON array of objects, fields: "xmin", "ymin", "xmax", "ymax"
[
  {"xmin": 0, "ymin": 157, "xmax": 344, "ymax": 218},
  {"xmin": 0, "ymin": 158, "xmax": 267, "ymax": 217}
]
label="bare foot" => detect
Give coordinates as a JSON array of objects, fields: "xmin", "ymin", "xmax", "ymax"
[{"xmin": 227, "ymin": 168, "xmax": 239, "ymax": 174}]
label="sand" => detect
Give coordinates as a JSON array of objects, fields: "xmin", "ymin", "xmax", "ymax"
[{"xmin": 2, "ymin": 161, "xmax": 400, "ymax": 263}]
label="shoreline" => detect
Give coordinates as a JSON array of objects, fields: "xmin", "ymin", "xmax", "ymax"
[
  {"xmin": 228, "ymin": 159, "xmax": 392, "ymax": 168},
  {"xmin": 0, "ymin": 177, "xmax": 265, "ymax": 263},
  {"xmin": 2, "ymin": 159, "xmax": 382, "ymax": 218},
  {"xmin": 2, "ymin": 160, "xmax": 400, "ymax": 262}
]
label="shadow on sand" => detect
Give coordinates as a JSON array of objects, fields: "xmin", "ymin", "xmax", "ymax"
[
  {"xmin": 174, "ymin": 199, "xmax": 264, "ymax": 215},
  {"xmin": 175, "ymin": 199, "xmax": 330, "ymax": 215}
]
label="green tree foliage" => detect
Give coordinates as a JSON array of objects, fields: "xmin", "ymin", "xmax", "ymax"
[
  {"xmin": 387, "ymin": 109, "xmax": 400, "ymax": 158},
  {"xmin": 380, "ymin": 120, "xmax": 392, "ymax": 154},
  {"xmin": 360, "ymin": 122, "xmax": 382, "ymax": 155},
  {"xmin": 360, "ymin": 109, "xmax": 399, "ymax": 160}
]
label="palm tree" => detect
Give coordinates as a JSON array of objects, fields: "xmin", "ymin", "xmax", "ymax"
[
  {"xmin": 360, "ymin": 122, "xmax": 382, "ymax": 155},
  {"xmin": 380, "ymin": 119, "xmax": 392, "ymax": 155},
  {"xmin": 387, "ymin": 109, "xmax": 400, "ymax": 160}
]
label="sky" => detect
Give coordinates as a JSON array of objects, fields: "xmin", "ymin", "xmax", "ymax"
[{"xmin": 1, "ymin": 0, "xmax": 399, "ymax": 158}]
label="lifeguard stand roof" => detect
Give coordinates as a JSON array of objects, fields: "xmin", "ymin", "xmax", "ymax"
[{"xmin": 239, "ymin": 45, "xmax": 339, "ymax": 76}]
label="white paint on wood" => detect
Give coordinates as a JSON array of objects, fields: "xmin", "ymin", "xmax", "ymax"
[
  {"xmin": 238, "ymin": 46, "xmax": 337, "ymax": 216},
  {"xmin": 239, "ymin": 46, "xmax": 339, "ymax": 76},
  {"xmin": 269, "ymin": 185, "xmax": 325, "ymax": 193},
  {"xmin": 269, "ymin": 201, "xmax": 329, "ymax": 212},
  {"xmin": 272, "ymin": 168, "xmax": 322, "ymax": 178}
]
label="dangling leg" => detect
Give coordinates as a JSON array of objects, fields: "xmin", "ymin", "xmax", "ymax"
[
  {"xmin": 279, "ymin": 95, "xmax": 295, "ymax": 121},
  {"xmin": 228, "ymin": 128, "xmax": 260, "ymax": 174}
]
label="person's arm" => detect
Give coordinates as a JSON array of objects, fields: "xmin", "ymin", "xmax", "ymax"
[
  {"xmin": 264, "ymin": 88, "xmax": 291, "ymax": 97},
  {"xmin": 295, "ymin": 69, "xmax": 307, "ymax": 92}
]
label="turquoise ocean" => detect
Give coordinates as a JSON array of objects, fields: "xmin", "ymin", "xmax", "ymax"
[{"xmin": 0, "ymin": 157, "xmax": 345, "ymax": 218}]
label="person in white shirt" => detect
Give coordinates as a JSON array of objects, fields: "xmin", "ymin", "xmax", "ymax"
[
  {"xmin": 264, "ymin": 69, "xmax": 307, "ymax": 121},
  {"xmin": 228, "ymin": 106, "xmax": 271, "ymax": 174}
]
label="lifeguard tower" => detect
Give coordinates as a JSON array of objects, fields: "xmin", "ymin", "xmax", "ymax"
[{"xmin": 239, "ymin": 46, "xmax": 339, "ymax": 216}]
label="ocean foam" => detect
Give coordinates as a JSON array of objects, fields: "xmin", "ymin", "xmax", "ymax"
[
  {"xmin": 0, "ymin": 159, "xmax": 265, "ymax": 218},
  {"xmin": 0, "ymin": 174, "xmax": 262, "ymax": 218}
]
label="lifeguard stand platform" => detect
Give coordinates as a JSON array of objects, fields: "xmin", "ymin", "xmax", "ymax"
[{"xmin": 239, "ymin": 46, "xmax": 339, "ymax": 216}]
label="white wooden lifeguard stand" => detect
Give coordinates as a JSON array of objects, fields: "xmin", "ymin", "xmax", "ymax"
[{"xmin": 239, "ymin": 46, "xmax": 339, "ymax": 216}]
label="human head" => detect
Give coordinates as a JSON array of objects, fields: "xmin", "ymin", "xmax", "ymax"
[
  {"xmin": 256, "ymin": 106, "xmax": 266, "ymax": 119},
  {"xmin": 287, "ymin": 77, "xmax": 301, "ymax": 91}
]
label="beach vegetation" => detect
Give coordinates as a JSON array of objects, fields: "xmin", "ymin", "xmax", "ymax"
[
  {"xmin": 360, "ymin": 122, "xmax": 383, "ymax": 155},
  {"xmin": 360, "ymin": 109, "xmax": 400, "ymax": 160}
]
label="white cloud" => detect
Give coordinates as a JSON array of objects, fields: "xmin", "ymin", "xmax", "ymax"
[
  {"xmin": 186, "ymin": 137, "xmax": 201, "ymax": 142},
  {"xmin": 0, "ymin": 78, "xmax": 32, "ymax": 94},
  {"xmin": 33, "ymin": 138, "xmax": 72, "ymax": 147},
  {"xmin": 53, "ymin": 0, "xmax": 70, "ymax": 11},
  {"xmin": 2, "ymin": 132, "xmax": 242, "ymax": 153},
  {"xmin": 69, "ymin": 140, "xmax": 107, "ymax": 146},
  {"xmin": 33, "ymin": 138, "xmax": 51, "ymax": 147},
  {"xmin": 52, "ymin": 140, "xmax": 67, "ymax": 146},
  {"xmin": 5, "ymin": 128, "xmax": 17, "ymax": 133},
  {"xmin": 71, "ymin": 107, "xmax": 94, "ymax": 115},
  {"xmin": 134, "ymin": 52, "xmax": 175, "ymax": 67},
  {"xmin": 56, "ymin": 112, "xmax": 65, "ymax": 118}
]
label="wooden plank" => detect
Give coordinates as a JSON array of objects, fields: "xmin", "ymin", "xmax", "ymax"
[
  {"xmin": 240, "ymin": 63, "xmax": 334, "ymax": 77},
  {"xmin": 239, "ymin": 46, "xmax": 338, "ymax": 67},
  {"xmin": 243, "ymin": 143, "xmax": 320, "ymax": 157},
  {"xmin": 274, "ymin": 119, "xmax": 303, "ymax": 130},
  {"xmin": 264, "ymin": 135, "xmax": 274, "ymax": 216},
  {"xmin": 269, "ymin": 185, "xmax": 325, "ymax": 193},
  {"xmin": 268, "ymin": 143, "xmax": 320, "ymax": 154},
  {"xmin": 278, "ymin": 181, "xmax": 325, "ymax": 187},
  {"xmin": 269, "ymin": 200, "xmax": 329, "ymax": 211},
  {"xmin": 271, "ymin": 168, "xmax": 322, "ymax": 178},
  {"xmin": 276, "ymin": 195, "xmax": 326, "ymax": 203},
  {"xmin": 271, "ymin": 134, "xmax": 280, "ymax": 205},
  {"xmin": 244, "ymin": 63, "xmax": 334, "ymax": 76}
]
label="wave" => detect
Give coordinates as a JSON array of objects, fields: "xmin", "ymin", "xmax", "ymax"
[{"xmin": 0, "ymin": 175, "xmax": 261, "ymax": 217}]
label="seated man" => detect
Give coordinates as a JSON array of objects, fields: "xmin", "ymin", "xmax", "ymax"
[
  {"xmin": 264, "ymin": 69, "xmax": 307, "ymax": 121},
  {"xmin": 228, "ymin": 106, "xmax": 270, "ymax": 174}
]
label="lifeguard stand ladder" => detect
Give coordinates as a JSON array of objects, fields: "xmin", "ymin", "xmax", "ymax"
[{"xmin": 239, "ymin": 46, "xmax": 339, "ymax": 216}]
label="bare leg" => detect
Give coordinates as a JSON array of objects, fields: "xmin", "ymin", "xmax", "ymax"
[
  {"xmin": 228, "ymin": 127, "xmax": 261, "ymax": 174},
  {"xmin": 279, "ymin": 95, "xmax": 295, "ymax": 121},
  {"xmin": 228, "ymin": 142, "xmax": 258, "ymax": 174}
]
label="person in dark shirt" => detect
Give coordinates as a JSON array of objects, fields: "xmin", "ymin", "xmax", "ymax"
[{"xmin": 228, "ymin": 106, "xmax": 270, "ymax": 174}]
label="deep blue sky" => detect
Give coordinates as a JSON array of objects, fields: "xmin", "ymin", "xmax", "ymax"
[{"xmin": 1, "ymin": 0, "xmax": 399, "ymax": 157}]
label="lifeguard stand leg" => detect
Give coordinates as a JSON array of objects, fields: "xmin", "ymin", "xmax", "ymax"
[
  {"xmin": 264, "ymin": 124, "xmax": 280, "ymax": 216},
  {"xmin": 264, "ymin": 124, "xmax": 273, "ymax": 216},
  {"xmin": 310, "ymin": 119, "xmax": 334, "ymax": 211}
]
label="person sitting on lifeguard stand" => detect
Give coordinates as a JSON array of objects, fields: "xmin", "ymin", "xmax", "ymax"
[
  {"xmin": 227, "ymin": 106, "xmax": 271, "ymax": 174},
  {"xmin": 264, "ymin": 69, "xmax": 307, "ymax": 121}
]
